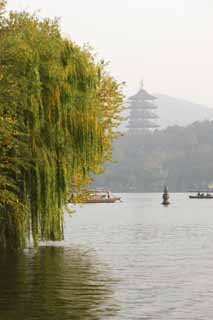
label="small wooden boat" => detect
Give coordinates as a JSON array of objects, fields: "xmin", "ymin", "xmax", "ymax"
[
  {"xmin": 85, "ymin": 196, "xmax": 121, "ymax": 203},
  {"xmin": 189, "ymin": 194, "xmax": 213, "ymax": 199},
  {"xmin": 189, "ymin": 190, "xmax": 213, "ymax": 199},
  {"xmin": 84, "ymin": 190, "xmax": 121, "ymax": 203},
  {"xmin": 69, "ymin": 190, "xmax": 121, "ymax": 203}
]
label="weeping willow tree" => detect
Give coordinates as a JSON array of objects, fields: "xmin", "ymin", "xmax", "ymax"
[{"xmin": 0, "ymin": 8, "xmax": 123, "ymax": 250}]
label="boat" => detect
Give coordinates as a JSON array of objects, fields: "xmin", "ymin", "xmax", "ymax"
[
  {"xmin": 188, "ymin": 190, "xmax": 213, "ymax": 199},
  {"xmin": 69, "ymin": 190, "xmax": 121, "ymax": 203},
  {"xmin": 84, "ymin": 190, "xmax": 121, "ymax": 203}
]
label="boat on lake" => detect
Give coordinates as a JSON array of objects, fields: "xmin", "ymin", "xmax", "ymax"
[
  {"xmin": 189, "ymin": 190, "xmax": 213, "ymax": 199},
  {"xmin": 70, "ymin": 190, "xmax": 121, "ymax": 203},
  {"xmin": 85, "ymin": 190, "xmax": 121, "ymax": 203}
]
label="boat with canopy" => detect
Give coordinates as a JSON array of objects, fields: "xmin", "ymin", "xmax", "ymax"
[
  {"xmin": 188, "ymin": 190, "xmax": 213, "ymax": 199},
  {"xmin": 69, "ymin": 189, "xmax": 121, "ymax": 203}
]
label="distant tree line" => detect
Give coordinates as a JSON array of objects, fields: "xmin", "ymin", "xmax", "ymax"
[
  {"xmin": 94, "ymin": 121, "xmax": 213, "ymax": 192},
  {"xmin": 0, "ymin": 3, "xmax": 123, "ymax": 249}
]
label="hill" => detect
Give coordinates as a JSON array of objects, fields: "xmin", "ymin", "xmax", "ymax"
[
  {"xmin": 93, "ymin": 94, "xmax": 213, "ymax": 192},
  {"xmin": 155, "ymin": 94, "xmax": 213, "ymax": 128},
  {"xmin": 93, "ymin": 121, "xmax": 213, "ymax": 192}
]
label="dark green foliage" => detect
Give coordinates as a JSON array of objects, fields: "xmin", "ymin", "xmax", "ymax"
[{"xmin": 94, "ymin": 121, "xmax": 213, "ymax": 192}]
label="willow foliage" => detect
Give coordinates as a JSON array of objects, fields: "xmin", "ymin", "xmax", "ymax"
[{"xmin": 0, "ymin": 10, "xmax": 123, "ymax": 250}]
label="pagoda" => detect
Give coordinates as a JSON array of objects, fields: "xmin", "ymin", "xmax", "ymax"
[{"xmin": 127, "ymin": 82, "xmax": 159, "ymax": 132}]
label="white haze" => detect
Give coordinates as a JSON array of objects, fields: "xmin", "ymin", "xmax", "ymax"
[{"xmin": 7, "ymin": 0, "xmax": 213, "ymax": 107}]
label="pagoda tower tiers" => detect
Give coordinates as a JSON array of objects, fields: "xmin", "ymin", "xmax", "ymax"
[{"xmin": 127, "ymin": 82, "xmax": 159, "ymax": 131}]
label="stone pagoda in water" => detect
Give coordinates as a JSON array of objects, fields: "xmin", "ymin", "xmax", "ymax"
[{"xmin": 127, "ymin": 82, "xmax": 159, "ymax": 132}]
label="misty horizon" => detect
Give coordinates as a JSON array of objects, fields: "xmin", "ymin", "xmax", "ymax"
[{"xmin": 7, "ymin": 0, "xmax": 213, "ymax": 108}]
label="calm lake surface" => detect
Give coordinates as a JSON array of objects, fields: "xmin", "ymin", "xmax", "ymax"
[{"xmin": 1, "ymin": 193, "xmax": 213, "ymax": 319}]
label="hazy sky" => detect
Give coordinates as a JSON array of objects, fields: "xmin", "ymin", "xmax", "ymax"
[{"xmin": 7, "ymin": 0, "xmax": 213, "ymax": 107}]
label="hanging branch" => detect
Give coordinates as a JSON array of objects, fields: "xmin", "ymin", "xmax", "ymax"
[{"xmin": 0, "ymin": 10, "xmax": 124, "ymax": 250}]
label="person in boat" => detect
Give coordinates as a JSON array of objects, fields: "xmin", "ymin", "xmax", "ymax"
[{"xmin": 69, "ymin": 192, "xmax": 74, "ymax": 202}]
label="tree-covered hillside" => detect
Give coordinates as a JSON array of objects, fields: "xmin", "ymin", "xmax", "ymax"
[{"xmin": 93, "ymin": 121, "xmax": 213, "ymax": 192}]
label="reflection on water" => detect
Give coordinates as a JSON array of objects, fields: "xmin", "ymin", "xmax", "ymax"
[
  {"xmin": 0, "ymin": 247, "xmax": 118, "ymax": 320},
  {"xmin": 2, "ymin": 194, "xmax": 213, "ymax": 319},
  {"xmin": 65, "ymin": 193, "xmax": 213, "ymax": 319}
]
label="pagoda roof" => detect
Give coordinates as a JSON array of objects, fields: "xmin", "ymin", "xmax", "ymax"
[
  {"xmin": 130, "ymin": 110, "xmax": 158, "ymax": 119},
  {"xmin": 128, "ymin": 88, "xmax": 156, "ymax": 101},
  {"xmin": 127, "ymin": 101, "xmax": 157, "ymax": 110}
]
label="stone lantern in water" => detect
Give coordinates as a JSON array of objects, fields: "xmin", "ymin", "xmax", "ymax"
[{"xmin": 162, "ymin": 186, "xmax": 170, "ymax": 205}]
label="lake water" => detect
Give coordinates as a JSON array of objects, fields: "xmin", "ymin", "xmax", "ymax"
[{"xmin": 1, "ymin": 193, "xmax": 213, "ymax": 319}]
